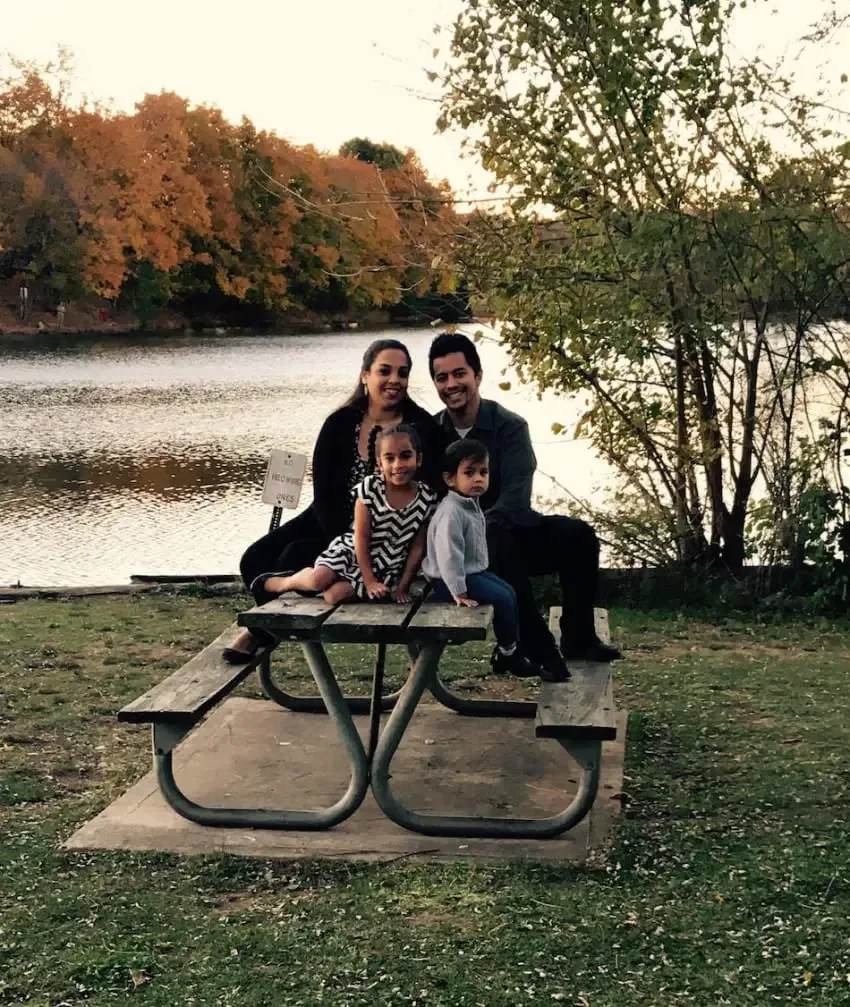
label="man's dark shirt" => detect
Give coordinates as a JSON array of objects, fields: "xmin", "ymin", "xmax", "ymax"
[{"xmin": 437, "ymin": 398, "xmax": 541, "ymax": 529}]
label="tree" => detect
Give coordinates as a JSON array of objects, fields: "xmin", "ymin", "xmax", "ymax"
[
  {"xmin": 339, "ymin": 137, "xmax": 405, "ymax": 171},
  {"xmin": 0, "ymin": 54, "xmax": 461, "ymax": 325},
  {"xmin": 438, "ymin": 0, "xmax": 850, "ymax": 571}
]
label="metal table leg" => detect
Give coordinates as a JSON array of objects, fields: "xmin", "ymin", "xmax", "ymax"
[
  {"xmin": 372, "ymin": 644, "xmax": 602, "ymax": 838},
  {"xmin": 404, "ymin": 642, "xmax": 537, "ymax": 718},
  {"xmin": 259, "ymin": 650, "xmax": 402, "ymax": 714},
  {"xmin": 429, "ymin": 671, "xmax": 537, "ymax": 718},
  {"xmin": 155, "ymin": 641, "xmax": 370, "ymax": 830}
]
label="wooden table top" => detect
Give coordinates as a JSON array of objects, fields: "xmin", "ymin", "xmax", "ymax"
[{"xmin": 238, "ymin": 593, "xmax": 493, "ymax": 645}]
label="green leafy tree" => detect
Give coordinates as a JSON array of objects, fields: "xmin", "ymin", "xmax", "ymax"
[
  {"xmin": 438, "ymin": 0, "xmax": 850, "ymax": 571},
  {"xmin": 121, "ymin": 260, "xmax": 171, "ymax": 328},
  {"xmin": 339, "ymin": 137, "xmax": 405, "ymax": 171}
]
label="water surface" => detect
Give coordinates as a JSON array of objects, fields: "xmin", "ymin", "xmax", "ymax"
[{"xmin": 1, "ymin": 328, "xmax": 605, "ymax": 585}]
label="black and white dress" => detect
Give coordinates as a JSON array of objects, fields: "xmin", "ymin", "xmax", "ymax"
[{"xmin": 315, "ymin": 474, "xmax": 437, "ymax": 597}]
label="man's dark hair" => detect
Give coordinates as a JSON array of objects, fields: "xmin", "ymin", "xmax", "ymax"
[
  {"xmin": 428, "ymin": 332, "xmax": 482, "ymax": 378},
  {"xmin": 443, "ymin": 438, "xmax": 488, "ymax": 475}
]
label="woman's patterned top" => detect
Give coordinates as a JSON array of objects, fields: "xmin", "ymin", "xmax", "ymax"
[{"xmin": 346, "ymin": 422, "xmax": 373, "ymax": 497}]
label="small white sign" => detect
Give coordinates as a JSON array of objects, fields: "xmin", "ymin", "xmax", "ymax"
[{"xmin": 262, "ymin": 450, "xmax": 307, "ymax": 509}]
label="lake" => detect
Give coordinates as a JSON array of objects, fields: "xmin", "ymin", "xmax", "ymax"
[{"xmin": 1, "ymin": 326, "xmax": 610, "ymax": 586}]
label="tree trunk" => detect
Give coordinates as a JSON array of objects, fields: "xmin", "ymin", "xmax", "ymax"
[{"xmin": 721, "ymin": 507, "xmax": 747, "ymax": 573}]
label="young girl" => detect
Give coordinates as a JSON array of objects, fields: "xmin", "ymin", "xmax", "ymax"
[{"xmin": 256, "ymin": 424, "xmax": 437, "ymax": 603}]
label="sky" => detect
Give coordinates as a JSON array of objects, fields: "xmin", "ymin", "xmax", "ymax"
[{"xmin": 3, "ymin": 0, "xmax": 849, "ymax": 199}]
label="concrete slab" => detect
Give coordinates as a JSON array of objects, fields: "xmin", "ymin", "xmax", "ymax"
[{"xmin": 65, "ymin": 698, "xmax": 627, "ymax": 864}]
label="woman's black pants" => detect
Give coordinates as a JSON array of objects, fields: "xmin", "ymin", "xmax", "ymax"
[{"xmin": 239, "ymin": 506, "xmax": 328, "ymax": 644}]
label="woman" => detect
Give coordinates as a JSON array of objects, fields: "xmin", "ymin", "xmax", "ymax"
[{"xmin": 224, "ymin": 338, "xmax": 446, "ymax": 662}]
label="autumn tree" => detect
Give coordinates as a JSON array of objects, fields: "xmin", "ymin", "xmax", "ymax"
[
  {"xmin": 0, "ymin": 50, "xmax": 86, "ymax": 297},
  {"xmin": 438, "ymin": 0, "xmax": 850, "ymax": 572},
  {"xmin": 0, "ymin": 55, "xmax": 460, "ymax": 324}
]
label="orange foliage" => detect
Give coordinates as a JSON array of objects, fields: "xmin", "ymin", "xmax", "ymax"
[{"xmin": 0, "ymin": 59, "xmax": 459, "ymax": 312}]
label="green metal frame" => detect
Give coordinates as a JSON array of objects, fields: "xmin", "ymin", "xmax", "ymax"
[
  {"xmin": 370, "ymin": 643, "xmax": 602, "ymax": 838},
  {"xmin": 151, "ymin": 603, "xmax": 607, "ymax": 839},
  {"xmin": 153, "ymin": 642, "xmax": 369, "ymax": 830},
  {"xmin": 257, "ymin": 651, "xmax": 402, "ymax": 714}
]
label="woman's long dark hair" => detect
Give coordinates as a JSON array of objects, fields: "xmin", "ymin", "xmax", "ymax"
[{"xmin": 342, "ymin": 339, "xmax": 413, "ymax": 409}]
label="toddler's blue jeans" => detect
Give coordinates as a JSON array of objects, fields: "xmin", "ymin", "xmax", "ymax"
[{"xmin": 429, "ymin": 571, "xmax": 520, "ymax": 649}]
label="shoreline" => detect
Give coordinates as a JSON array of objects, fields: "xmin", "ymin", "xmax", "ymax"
[
  {"xmin": 0, "ymin": 314, "xmax": 474, "ymax": 341},
  {"xmin": 1, "ymin": 564, "xmax": 828, "ymax": 608}
]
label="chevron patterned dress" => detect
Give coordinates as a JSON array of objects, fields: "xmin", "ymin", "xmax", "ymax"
[{"xmin": 314, "ymin": 474, "xmax": 437, "ymax": 598}]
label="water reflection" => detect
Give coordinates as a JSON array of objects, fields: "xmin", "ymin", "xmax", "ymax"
[{"xmin": 0, "ymin": 450, "xmax": 268, "ymax": 503}]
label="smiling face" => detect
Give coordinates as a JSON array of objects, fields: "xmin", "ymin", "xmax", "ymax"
[
  {"xmin": 446, "ymin": 456, "xmax": 489, "ymax": 498},
  {"xmin": 431, "ymin": 351, "xmax": 482, "ymax": 415},
  {"xmin": 362, "ymin": 349, "xmax": 410, "ymax": 411},
  {"xmin": 377, "ymin": 432, "xmax": 421, "ymax": 488}
]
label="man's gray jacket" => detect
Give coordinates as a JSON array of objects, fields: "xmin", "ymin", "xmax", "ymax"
[{"xmin": 436, "ymin": 398, "xmax": 541, "ymax": 529}]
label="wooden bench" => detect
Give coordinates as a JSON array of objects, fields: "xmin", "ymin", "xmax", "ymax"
[
  {"xmin": 117, "ymin": 596, "xmax": 618, "ymax": 839},
  {"xmin": 118, "ymin": 622, "xmax": 274, "ymax": 729},
  {"xmin": 535, "ymin": 607, "xmax": 617, "ymax": 742}
]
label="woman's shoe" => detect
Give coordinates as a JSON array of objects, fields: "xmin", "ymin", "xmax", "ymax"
[
  {"xmin": 222, "ymin": 631, "xmax": 260, "ymax": 665},
  {"xmin": 222, "ymin": 647, "xmax": 254, "ymax": 665}
]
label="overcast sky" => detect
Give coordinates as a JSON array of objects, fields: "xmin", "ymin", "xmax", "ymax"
[{"xmin": 4, "ymin": 0, "xmax": 848, "ymax": 198}]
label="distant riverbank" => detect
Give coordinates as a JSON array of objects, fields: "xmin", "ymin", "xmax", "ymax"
[
  {"xmin": 0, "ymin": 306, "xmax": 431, "ymax": 340},
  {"xmin": 0, "ymin": 277, "xmax": 473, "ymax": 341}
]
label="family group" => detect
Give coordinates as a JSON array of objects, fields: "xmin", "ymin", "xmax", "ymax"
[{"xmin": 223, "ymin": 333, "xmax": 621, "ymax": 682}]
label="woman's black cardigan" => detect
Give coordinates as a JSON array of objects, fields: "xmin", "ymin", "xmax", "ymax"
[{"xmin": 310, "ymin": 399, "xmax": 448, "ymax": 541}]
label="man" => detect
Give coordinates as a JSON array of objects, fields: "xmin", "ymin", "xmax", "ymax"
[{"xmin": 429, "ymin": 332, "xmax": 621, "ymax": 678}]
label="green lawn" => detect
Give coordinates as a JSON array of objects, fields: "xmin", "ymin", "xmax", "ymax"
[{"xmin": 1, "ymin": 592, "xmax": 848, "ymax": 1006}]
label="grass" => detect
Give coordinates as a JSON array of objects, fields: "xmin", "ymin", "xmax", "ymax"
[{"xmin": 1, "ymin": 592, "xmax": 849, "ymax": 1005}]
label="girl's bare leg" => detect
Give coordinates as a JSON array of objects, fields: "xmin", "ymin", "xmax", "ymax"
[
  {"xmin": 226, "ymin": 569, "xmax": 340, "ymax": 663},
  {"xmin": 323, "ymin": 580, "xmax": 356, "ymax": 604},
  {"xmin": 264, "ymin": 566, "xmax": 337, "ymax": 594}
]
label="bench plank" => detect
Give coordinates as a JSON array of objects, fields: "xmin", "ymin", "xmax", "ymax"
[
  {"xmin": 535, "ymin": 663, "xmax": 617, "ymax": 739},
  {"xmin": 538, "ymin": 607, "xmax": 617, "ymax": 740},
  {"xmin": 406, "ymin": 600, "xmax": 493, "ymax": 642},
  {"xmin": 118, "ymin": 623, "xmax": 272, "ymax": 725},
  {"xmin": 321, "ymin": 598, "xmax": 420, "ymax": 643},
  {"xmin": 238, "ymin": 594, "xmax": 338, "ymax": 636}
]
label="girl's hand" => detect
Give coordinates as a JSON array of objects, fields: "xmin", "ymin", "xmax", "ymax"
[
  {"xmin": 366, "ymin": 580, "xmax": 390, "ymax": 600},
  {"xmin": 394, "ymin": 584, "xmax": 410, "ymax": 603},
  {"xmin": 455, "ymin": 594, "xmax": 479, "ymax": 608}
]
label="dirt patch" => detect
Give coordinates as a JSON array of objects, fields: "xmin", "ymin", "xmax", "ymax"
[
  {"xmin": 405, "ymin": 910, "xmax": 480, "ymax": 932},
  {"xmin": 210, "ymin": 889, "xmax": 321, "ymax": 916},
  {"xmin": 211, "ymin": 893, "xmax": 271, "ymax": 916}
]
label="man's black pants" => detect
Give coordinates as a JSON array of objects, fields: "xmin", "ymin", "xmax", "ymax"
[{"xmin": 486, "ymin": 516, "xmax": 600, "ymax": 661}]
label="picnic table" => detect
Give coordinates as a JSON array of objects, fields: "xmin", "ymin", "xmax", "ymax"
[{"xmin": 119, "ymin": 593, "xmax": 617, "ymax": 840}]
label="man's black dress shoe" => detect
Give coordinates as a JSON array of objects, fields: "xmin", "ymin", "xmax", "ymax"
[{"xmin": 562, "ymin": 641, "xmax": 622, "ymax": 663}]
